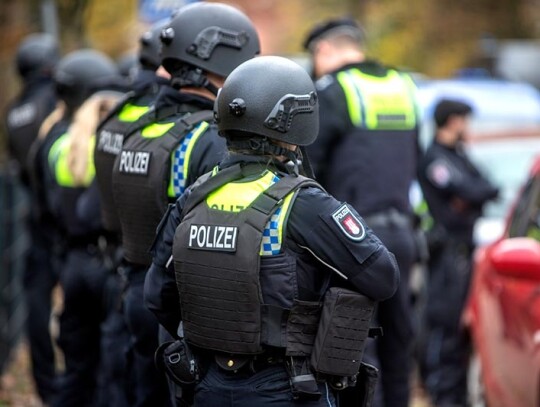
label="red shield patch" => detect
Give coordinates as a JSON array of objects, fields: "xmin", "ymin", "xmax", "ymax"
[{"xmin": 332, "ymin": 204, "xmax": 366, "ymax": 241}]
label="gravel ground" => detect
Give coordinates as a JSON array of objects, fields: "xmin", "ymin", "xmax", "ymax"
[{"xmin": 0, "ymin": 342, "xmax": 45, "ymax": 407}]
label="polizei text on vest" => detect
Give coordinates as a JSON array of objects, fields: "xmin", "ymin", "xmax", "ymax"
[
  {"xmin": 188, "ymin": 224, "xmax": 238, "ymax": 252},
  {"xmin": 119, "ymin": 150, "xmax": 151, "ymax": 175}
]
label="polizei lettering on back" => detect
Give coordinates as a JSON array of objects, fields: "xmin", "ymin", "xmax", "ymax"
[
  {"xmin": 188, "ymin": 224, "xmax": 238, "ymax": 252},
  {"xmin": 97, "ymin": 130, "xmax": 124, "ymax": 155},
  {"xmin": 118, "ymin": 150, "xmax": 151, "ymax": 175}
]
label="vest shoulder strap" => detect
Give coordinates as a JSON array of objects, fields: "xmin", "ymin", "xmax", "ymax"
[
  {"xmin": 152, "ymin": 109, "xmax": 213, "ymax": 155},
  {"xmin": 166, "ymin": 110, "xmax": 214, "ymax": 139},
  {"xmin": 125, "ymin": 108, "xmax": 214, "ymax": 139},
  {"xmin": 247, "ymin": 175, "xmax": 321, "ymax": 230}
]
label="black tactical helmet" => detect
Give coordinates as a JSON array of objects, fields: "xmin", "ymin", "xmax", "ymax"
[
  {"xmin": 54, "ymin": 49, "xmax": 121, "ymax": 110},
  {"xmin": 215, "ymin": 56, "xmax": 319, "ymax": 147},
  {"xmin": 139, "ymin": 19, "xmax": 169, "ymax": 71},
  {"xmin": 160, "ymin": 2, "xmax": 260, "ymax": 90},
  {"xmin": 16, "ymin": 33, "xmax": 60, "ymax": 79}
]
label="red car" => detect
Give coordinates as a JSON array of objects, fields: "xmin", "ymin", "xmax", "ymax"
[{"xmin": 464, "ymin": 157, "xmax": 540, "ymax": 407}]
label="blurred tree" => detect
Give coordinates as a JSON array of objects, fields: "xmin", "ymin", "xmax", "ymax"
[
  {"xmin": 355, "ymin": 0, "xmax": 540, "ymax": 76},
  {"xmin": 84, "ymin": 0, "xmax": 139, "ymax": 58}
]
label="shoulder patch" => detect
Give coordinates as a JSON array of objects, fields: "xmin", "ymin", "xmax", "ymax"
[
  {"xmin": 427, "ymin": 159, "xmax": 451, "ymax": 187},
  {"xmin": 7, "ymin": 102, "xmax": 37, "ymax": 128},
  {"xmin": 331, "ymin": 204, "xmax": 366, "ymax": 241}
]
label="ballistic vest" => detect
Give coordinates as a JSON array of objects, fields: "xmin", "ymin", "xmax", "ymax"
[
  {"xmin": 94, "ymin": 96, "xmax": 152, "ymax": 232},
  {"xmin": 112, "ymin": 110, "xmax": 213, "ymax": 266},
  {"xmin": 173, "ymin": 164, "xmax": 321, "ymax": 355}
]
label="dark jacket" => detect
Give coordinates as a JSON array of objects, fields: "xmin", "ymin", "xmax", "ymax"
[
  {"xmin": 417, "ymin": 140, "xmax": 499, "ymax": 242},
  {"xmin": 307, "ymin": 60, "xmax": 420, "ymax": 217}
]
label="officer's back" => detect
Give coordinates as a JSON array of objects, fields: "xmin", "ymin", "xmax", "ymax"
[{"xmin": 5, "ymin": 33, "xmax": 59, "ymax": 184}]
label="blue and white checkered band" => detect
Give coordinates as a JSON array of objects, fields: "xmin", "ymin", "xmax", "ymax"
[
  {"xmin": 261, "ymin": 175, "xmax": 282, "ymax": 256},
  {"xmin": 261, "ymin": 206, "xmax": 283, "ymax": 256},
  {"xmin": 171, "ymin": 127, "xmax": 198, "ymax": 197}
]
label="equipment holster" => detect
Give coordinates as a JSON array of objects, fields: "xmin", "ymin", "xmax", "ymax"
[
  {"xmin": 286, "ymin": 357, "xmax": 321, "ymax": 401},
  {"xmin": 356, "ymin": 362, "xmax": 379, "ymax": 407},
  {"xmin": 155, "ymin": 339, "xmax": 200, "ymax": 386},
  {"xmin": 310, "ymin": 287, "xmax": 375, "ymax": 377}
]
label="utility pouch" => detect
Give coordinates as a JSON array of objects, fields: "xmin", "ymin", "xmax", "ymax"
[
  {"xmin": 155, "ymin": 339, "xmax": 200, "ymax": 386},
  {"xmin": 285, "ymin": 300, "xmax": 322, "ymax": 357},
  {"xmin": 310, "ymin": 287, "xmax": 375, "ymax": 377}
]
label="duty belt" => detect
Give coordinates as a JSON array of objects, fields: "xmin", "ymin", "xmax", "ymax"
[
  {"xmin": 364, "ymin": 208, "xmax": 412, "ymax": 229},
  {"xmin": 214, "ymin": 351, "xmax": 286, "ymax": 374}
]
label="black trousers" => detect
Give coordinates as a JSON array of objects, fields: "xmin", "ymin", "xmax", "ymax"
[
  {"xmin": 97, "ymin": 270, "xmax": 133, "ymax": 407},
  {"xmin": 52, "ymin": 247, "xmax": 109, "ymax": 407},
  {"xmin": 194, "ymin": 363, "xmax": 336, "ymax": 406},
  {"xmin": 419, "ymin": 240, "xmax": 472, "ymax": 406},
  {"xmin": 23, "ymin": 224, "xmax": 59, "ymax": 403},
  {"xmin": 123, "ymin": 265, "xmax": 171, "ymax": 407}
]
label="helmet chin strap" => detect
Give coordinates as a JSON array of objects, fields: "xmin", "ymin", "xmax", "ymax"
[
  {"xmin": 227, "ymin": 137, "xmax": 301, "ymax": 176},
  {"xmin": 171, "ymin": 66, "xmax": 219, "ymax": 95}
]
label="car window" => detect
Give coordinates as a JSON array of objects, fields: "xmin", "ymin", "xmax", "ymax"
[
  {"xmin": 508, "ymin": 175, "xmax": 540, "ymax": 239},
  {"xmin": 468, "ymin": 140, "xmax": 540, "ymax": 219}
]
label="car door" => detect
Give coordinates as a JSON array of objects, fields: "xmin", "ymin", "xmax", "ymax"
[{"xmin": 492, "ymin": 173, "xmax": 540, "ymax": 406}]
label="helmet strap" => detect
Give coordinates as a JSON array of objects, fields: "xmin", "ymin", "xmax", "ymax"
[
  {"xmin": 298, "ymin": 147, "xmax": 315, "ymax": 179},
  {"xmin": 227, "ymin": 137, "xmax": 301, "ymax": 176},
  {"xmin": 171, "ymin": 66, "xmax": 219, "ymax": 95}
]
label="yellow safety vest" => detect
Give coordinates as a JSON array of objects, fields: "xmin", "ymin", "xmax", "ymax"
[
  {"xmin": 206, "ymin": 170, "xmax": 295, "ymax": 255},
  {"xmin": 336, "ymin": 68, "xmax": 418, "ymax": 130},
  {"xmin": 48, "ymin": 133, "xmax": 96, "ymax": 188}
]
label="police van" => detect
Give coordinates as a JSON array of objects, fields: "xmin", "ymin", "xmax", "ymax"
[{"xmin": 415, "ymin": 74, "xmax": 540, "ymax": 246}]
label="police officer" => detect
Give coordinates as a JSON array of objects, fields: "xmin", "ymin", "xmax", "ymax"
[
  {"xmin": 92, "ymin": 20, "xmax": 172, "ymax": 407},
  {"xmin": 417, "ymin": 99, "xmax": 498, "ymax": 406},
  {"xmin": 6, "ymin": 33, "xmax": 60, "ymax": 180},
  {"xmin": 111, "ymin": 3, "xmax": 260, "ymax": 405},
  {"xmin": 144, "ymin": 55, "xmax": 400, "ymax": 407},
  {"xmin": 39, "ymin": 49, "xmax": 125, "ymax": 407},
  {"xmin": 4, "ymin": 32, "xmax": 60, "ymax": 406},
  {"xmin": 303, "ymin": 18, "xmax": 420, "ymax": 407},
  {"xmin": 95, "ymin": 19, "xmax": 171, "ymax": 235}
]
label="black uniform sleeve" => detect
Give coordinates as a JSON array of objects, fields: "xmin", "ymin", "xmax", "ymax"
[
  {"xmin": 306, "ymin": 77, "xmax": 349, "ymax": 184},
  {"xmin": 185, "ymin": 124, "xmax": 227, "ymax": 187},
  {"xmin": 144, "ymin": 192, "xmax": 189, "ymax": 338},
  {"xmin": 288, "ymin": 187, "xmax": 400, "ymax": 301},
  {"xmin": 423, "ymin": 154, "xmax": 498, "ymax": 205}
]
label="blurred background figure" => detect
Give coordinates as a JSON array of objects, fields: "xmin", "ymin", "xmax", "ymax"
[
  {"xmin": 94, "ymin": 18, "xmax": 173, "ymax": 407},
  {"xmin": 6, "ymin": 33, "xmax": 60, "ymax": 183},
  {"xmin": 32, "ymin": 48, "xmax": 126, "ymax": 407},
  {"xmin": 303, "ymin": 17, "xmax": 420, "ymax": 407},
  {"xmin": 417, "ymin": 99, "xmax": 499, "ymax": 407},
  {"xmin": 4, "ymin": 32, "xmax": 61, "ymax": 406}
]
